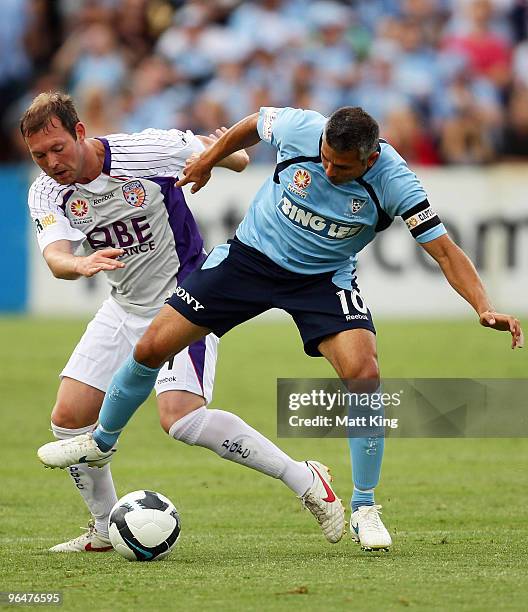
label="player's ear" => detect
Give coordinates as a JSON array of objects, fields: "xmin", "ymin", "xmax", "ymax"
[{"xmin": 75, "ymin": 122, "xmax": 86, "ymax": 142}]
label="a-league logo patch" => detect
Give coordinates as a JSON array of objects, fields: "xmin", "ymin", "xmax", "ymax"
[
  {"xmin": 122, "ymin": 180, "xmax": 146, "ymax": 208},
  {"xmin": 70, "ymin": 199, "xmax": 89, "ymax": 217},
  {"xmin": 288, "ymin": 169, "xmax": 311, "ymax": 198},
  {"xmin": 293, "ymin": 169, "xmax": 311, "ymax": 190},
  {"xmin": 350, "ymin": 198, "xmax": 367, "ymax": 214}
]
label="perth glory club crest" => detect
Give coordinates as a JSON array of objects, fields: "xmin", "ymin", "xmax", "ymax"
[{"xmin": 122, "ymin": 180, "xmax": 146, "ymax": 208}]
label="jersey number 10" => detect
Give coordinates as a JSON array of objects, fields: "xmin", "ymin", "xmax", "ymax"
[{"xmin": 336, "ymin": 289, "xmax": 368, "ymax": 315}]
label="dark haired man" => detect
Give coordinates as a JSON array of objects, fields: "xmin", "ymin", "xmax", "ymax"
[
  {"xmin": 38, "ymin": 105, "xmax": 523, "ymax": 551},
  {"xmin": 28, "ymin": 94, "xmax": 345, "ymax": 550}
]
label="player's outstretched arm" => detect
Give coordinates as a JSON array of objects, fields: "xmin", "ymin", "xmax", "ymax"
[
  {"xmin": 177, "ymin": 113, "xmax": 261, "ymax": 193},
  {"xmin": 421, "ymin": 234, "xmax": 523, "ymax": 349},
  {"xmin": 196, "ymin": 128, "xmax": 250, "ymax": 173},
  {"xmin": 43, "ymin": 240, "xmax": 125, "ymax": 280}
]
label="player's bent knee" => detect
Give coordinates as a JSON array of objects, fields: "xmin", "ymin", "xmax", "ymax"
[
  {"xmin": 51, "ymin": 403, "xmax": 93, "ymax": 430},
  {"xmin": 341, "ymin": 358, "xmax": 380, "ymax": 389},
  {"xmin": 359, "ymin": 359, "xmax": 380, "ymax": 382},
  {"xmin": 135, "ymin": 308, "xmax": 209, "ymax": 369},
  {"xmin": 158, "ymin": 391, "xmax": 206, "ymax": 433},
  {"xmin": 165, "ymin": 405, "xmax": 209, "ymax": 443},
  {"xmin": 135, "ymin": 333, "xmax": 167, "ymax": 369}
]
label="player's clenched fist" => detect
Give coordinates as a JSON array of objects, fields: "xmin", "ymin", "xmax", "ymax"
[{"xmin": 75, "ymin": 248, "xmax": 125, "ymax": 277}]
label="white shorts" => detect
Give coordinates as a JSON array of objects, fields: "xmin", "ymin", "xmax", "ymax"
[{"xmin": 61, "ymin": 298, "xmax": 218, "ymax": 403}]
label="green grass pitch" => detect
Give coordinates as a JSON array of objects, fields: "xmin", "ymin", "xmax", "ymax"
[{"xmin": 0, "ymin": 317, "xmax": 527, "ymax": 611}]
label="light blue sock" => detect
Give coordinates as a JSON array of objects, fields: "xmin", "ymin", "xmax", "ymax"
[
  {"xmin": 350, "ymin": 435, "xmax": 384, "ymax": 511},
  {"xmin": 352, "ymin": 486, "xmax": 375, "ymax": 510},
  {"xmin": 93, "ymin": 353, "xmax": 160, "ymax": 451},
  {"xmin": 348, "ymin": 388, "xmax": 385, "ymax": 512}
]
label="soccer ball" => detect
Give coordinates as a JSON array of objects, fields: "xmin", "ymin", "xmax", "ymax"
[{"xmin": 108, "ymin": 490, "xmax": 181, "ymax": 561}]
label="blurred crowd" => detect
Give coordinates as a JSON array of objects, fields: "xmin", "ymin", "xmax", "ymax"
[{"xmin": 2, "ymin": 0, "xmax": 528, "ymax": 165}]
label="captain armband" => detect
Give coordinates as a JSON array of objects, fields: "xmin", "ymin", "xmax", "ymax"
[{"xmin": 401, "ymin": 200, "xmax": 442, "ymax": 239}]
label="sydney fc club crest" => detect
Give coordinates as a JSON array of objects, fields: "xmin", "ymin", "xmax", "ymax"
[
  {"xmin": 350, "ymin": 198, "xmax": 367, "ymax": 214},
  {"xmin": 122, "ymin": 180, "xmax": 146, "ymax": 208}
]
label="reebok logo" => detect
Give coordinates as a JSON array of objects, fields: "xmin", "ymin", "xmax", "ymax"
[
  {"xmin": 93, "ymin": 191, "xmax": 115, "ymax": 206},
  {"xmin": 156, "ymin": 376, "xmax": 182, "ymax": 385},
  {"xmin": 174, "ymin": 286, "xmax": 204, "ymax": 311}
]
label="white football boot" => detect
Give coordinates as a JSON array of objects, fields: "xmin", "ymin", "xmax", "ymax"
[
  {"xmin": 37, "ymin": 433, "xmax": 116, "ymax": 469},
  {"xmin": 350, "ymin": 504, "xmax": 392, "ymax": 551},
  {"xmin": 300, "ymin": 461, "xmax": 345, "ymax": 543},
  {"xmin": 49, "ymin": 520, "xmax": 113, "ymax": 553}
]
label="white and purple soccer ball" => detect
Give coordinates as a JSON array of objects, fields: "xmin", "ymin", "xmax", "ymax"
[{"xmin": 108, "ymin": 490, "xmax": 181, "ymax": 561}]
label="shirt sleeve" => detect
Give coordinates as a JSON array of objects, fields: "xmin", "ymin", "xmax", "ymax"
[
  {"xmin": 28, "ymin": 179, "xmax": 86, "ymax": 252},
  {"xmin": 157, "ymin": 128, "xmax": 204, "ymax": 174},
  {"xmin": 164, "ymin": 128, "xmax": 205, "ymax": 161},
  {"xmin": 258, "ymin": 107, "xmax": 308, "ymax": 147},
  {"xmin": 381, "ymin": 165, "xmax": 446, "ymax": 244},
  {"xmin": 106, "ymin": 128, "xmax": 204, "ymax": 178},
  {"xmin": 257, "ymin": 107, "xmax": 323, "ymax": 159}
]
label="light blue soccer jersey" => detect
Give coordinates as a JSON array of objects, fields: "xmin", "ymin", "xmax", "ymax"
[{"xmin": 236, "ymin": 107, "xmax": 446, "ymax": 288}]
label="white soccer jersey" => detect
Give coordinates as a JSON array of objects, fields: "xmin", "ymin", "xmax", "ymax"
[{"xmin": 28, "ymin": 128, "xmax": 206, "ymax": 316}]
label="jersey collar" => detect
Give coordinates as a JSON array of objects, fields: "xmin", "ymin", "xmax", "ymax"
[
  {"xmin": 74, "ymin": 138, "xmax": 113, "ymax": 193},
  {"xmin": 95, "ymin": 137, "xmax": 112, "ymax": 175},
  {"xmin": 76, "ymin": 173, "xmax": 113, "ymax": 194}
]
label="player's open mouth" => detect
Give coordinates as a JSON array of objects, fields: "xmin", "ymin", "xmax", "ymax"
[{"xmin": 54, "ymin": 170, "xmax": 68, "ymax": 179}]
